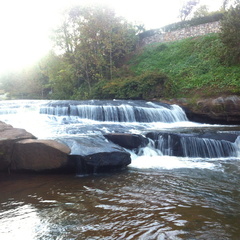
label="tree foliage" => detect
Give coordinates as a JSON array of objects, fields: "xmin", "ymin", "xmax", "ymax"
[
  {"xmin": 193, "ymin": 5, "xmax": 209, "ymax": 18},
  {"xmin": 0, "ymin": 5, "xmax": 138, "ymax": 100},
  {"xmin": 220, "ymin": 1, "xmax": 240, "ymax": 65},
  {"xmin": 50, "ymin": 5, "xmax": 138, "ymax": 99},
  {"xmin": 0, "ymin": 64, "xmax": 49, "ymax": 99},
  {"xmin": 221, "ymin": 0, "xmax": 239, "ymax": 10}
]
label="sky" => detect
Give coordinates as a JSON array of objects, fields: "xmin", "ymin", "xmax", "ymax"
[{"xmin": 0, "ymin": 0, "xmax": 224, "ymax": 75}]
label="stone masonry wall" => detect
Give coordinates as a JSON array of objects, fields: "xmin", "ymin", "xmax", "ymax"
[{"xmin": 142, "ymin": 21, "xmax": 221, "ymax": 45}]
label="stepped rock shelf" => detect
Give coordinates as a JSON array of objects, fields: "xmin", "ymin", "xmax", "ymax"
[
  {"xmin": 164, "ymin": 95, "xmax": 240, "ymax": 124},
  {"xmin": 0, "ymin": 99, "xmax": 239, "ymax": 175}
]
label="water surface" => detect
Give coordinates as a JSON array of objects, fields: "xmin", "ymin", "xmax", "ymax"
[
  {"xmin": 0, "ymin": 100, "xmax": 239, "ymax": 239},
  {"xmin": 1, "ymin": 162, "xmax": 240, "ymax": 240}
]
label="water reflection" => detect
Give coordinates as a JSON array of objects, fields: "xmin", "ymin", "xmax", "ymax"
[
  {"xmin": 0, "ymin": 167, "xmax": 239, "ymax": 239},
  {"xmin": 0, "ymin": 203, "xmax": 44, "ymax": 240}
]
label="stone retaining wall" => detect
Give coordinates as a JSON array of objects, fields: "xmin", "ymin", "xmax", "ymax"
[{"xmin": 142, "ymin": 21, "xmax": 221, "ymax": 45}]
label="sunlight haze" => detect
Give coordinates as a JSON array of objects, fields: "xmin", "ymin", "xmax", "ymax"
[{"xmin": 0, "ymin": 0, "xmax": 223, "ymax": 75}]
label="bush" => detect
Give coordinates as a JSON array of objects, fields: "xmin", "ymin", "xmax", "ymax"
[{"xmin": 93, "ymin": 71, "xmax": 170, "ymax": 100}]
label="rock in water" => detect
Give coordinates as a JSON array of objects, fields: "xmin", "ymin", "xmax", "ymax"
[
  {"xmin": 187, "ymin": 96, "xmax": 240, "ymax": 124},
  {"xmin": 104, "ymin": 133, "xmax": 149, "ymax": 150},
  {"xmin": 11, "ymin": 139, "xmax": 71, "ymax": 172},
  {"xmin": 59, "ymin": 136, "xmax": 131, "ymax": 174},
  {"xmin": 0, "ymin": 121, "xmax": 36, "ymax": 171}
]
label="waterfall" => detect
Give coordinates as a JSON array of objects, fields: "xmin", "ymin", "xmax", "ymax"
[
  {"xmin": 147, "ymin": 133, "xmax": 239, "ymax": 158},
  {"xmin": 180, "ymin": 136, "xmax": 238, "ymax": 158},
  {"xmin": 0, "ymin": 99, "xmax": 239, "ymax": 161},
  {"xmin": 39, "ymin": 101, "xmax": 188, "ymax": 123}
]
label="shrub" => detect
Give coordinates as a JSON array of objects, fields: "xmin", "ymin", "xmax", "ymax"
[{"xmin": 93, "ymin": 71, "xmax": 170, "ymax": 100}]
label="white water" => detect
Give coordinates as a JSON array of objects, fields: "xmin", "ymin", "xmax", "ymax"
[
  {"xmin": 0, "ymin": 100, "xmax": 239, "ymax": 172},
  {"xmin": 0, "ymin": 100, "xmax": 197, "ymax": 138},
  {"xmin": 128, "ymin": 135, "xmax": 240, "ymax": 171}
]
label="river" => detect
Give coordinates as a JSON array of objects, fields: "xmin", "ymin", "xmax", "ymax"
[{"xmin": 0, "ymin": 100, "xmax": 239, "ymax": 239}]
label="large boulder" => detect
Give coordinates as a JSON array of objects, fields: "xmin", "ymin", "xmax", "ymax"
[
  {"xmin": 11, "ymin": 139, "xmax": 71, "ymax": 172},
  {"xmin": 104, "ymin": 133, "xmax": 149, "ymax": 150},
  {"xmin": 59, "ymin": 136, "xmax": 131, "ymax": 174},
  {"xmin": 0, "ymin": 122, "xmax": 36, "ymax": 171}
]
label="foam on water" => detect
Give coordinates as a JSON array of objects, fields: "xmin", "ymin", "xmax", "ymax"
[
  {"xmin": 130, "ymin": 155, "xmax": 216, "ymax": 170},
  {"xmin": 129, "ymin": 147, "xmax": 216, "ymax": 170}
]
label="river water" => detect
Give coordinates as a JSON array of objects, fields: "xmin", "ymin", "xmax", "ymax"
[{"xmin": 0, "ymin": 100, "xmax": 240, "ymax": 239}]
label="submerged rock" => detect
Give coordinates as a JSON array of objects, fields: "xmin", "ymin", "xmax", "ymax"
[
  {"xmin": 104, "ymin": 133, "xmax": 149, "ymax": 150},
  {"xmin": 11, "ymin": 139, "xmax": 71, "ymax": 172}
]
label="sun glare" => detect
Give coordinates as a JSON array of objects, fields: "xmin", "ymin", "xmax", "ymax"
[
  {"xmin": 0, "ymin": 0, "xmax": 222, "ymax": 75},
  {"xmin": 0, "ymin": 0, "xmax": 61, "ymax": 74}
]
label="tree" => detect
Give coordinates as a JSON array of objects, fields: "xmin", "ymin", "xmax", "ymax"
[
  {"xmin": 179, "ymin": 0, "xmax": 199, "ymax": 21},
  {"xmin": 193, "ymin": 5, "xmax": 209, "ymax": 18},
  {"xmin": 219, "ymin": 2, "xmax": 240, "ymax": 65},
  {"xmin": 222, "ymin": 0, "xmax": 230, "ymax": 10},
  {"xmin": 134, "ymin": 24, "xmax": 146, "ymax": 35},
  {"xmin": 222, "ymin": 0, "xmax": 239, "ymax": 10},
  {"xmin": 0, "ymin": 64, "xmax": 48, "ymax": 99},
  {"xmin": 51, "ymin": 5, "xmax": 138, "ymax": 98},
  {"xmin": 38, "ymin": 51, "xmax": 77, "ymax": 99}
]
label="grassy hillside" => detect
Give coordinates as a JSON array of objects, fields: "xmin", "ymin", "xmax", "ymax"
[{"xmin": 94, "ymin": 34, "xmax": 240, "ymax": 100}]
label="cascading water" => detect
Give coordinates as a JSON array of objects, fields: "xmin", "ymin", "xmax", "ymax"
[
  {"xmin": 147, "ymin": 132, "xmax": 239, "ymax": 158},
  {"xmin": 1, "ymin": 99, "xmax": 240, "ymax": 240},
  {"xmin": 0, "ymin": 99, "xmax": 239, "ymax": 163},
  {"xmin": 39, "ymin": 100, "xmax": 187, "ymax": 123},
  {"xmin": 181, "ymin": 136, "xmax": 238, "ymax": 158}
]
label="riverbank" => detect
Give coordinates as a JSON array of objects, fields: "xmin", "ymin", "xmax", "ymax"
[
  {"xmin": 94, "ymin": 34, "xmax": 240, "ymax": 106},
  {"xmin": 160, "ymin": 95, "xmax": 240, "ymax": 125}
]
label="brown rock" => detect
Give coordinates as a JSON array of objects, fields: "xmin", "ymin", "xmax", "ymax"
[
  {"xmin": 195, "ymin": 96, "xmax": 240, "ymax": 123},
  {"xmin": 162, "ymin": 96, "xmax": 240, "ymax": 124},
  {"xmin": 0, "ymin": 124, "xmax": 36, "ymax": 171},
  {"xmin": 11, "ymin": 139, "xmax": 71, "ymax": 172},
  {"xmin": 0, "ymin": 121, "xmax": 12, "ymax": 130}
]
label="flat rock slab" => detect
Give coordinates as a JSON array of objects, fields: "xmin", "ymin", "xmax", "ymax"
[{"xmin": 11, "ymin": 139, "xmax": 71, "ymax": 172}]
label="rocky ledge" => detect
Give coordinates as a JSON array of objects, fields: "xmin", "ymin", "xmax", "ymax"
[{"xmin": 163, "ymin": 95, "xmax": 240, "ymax": 124}]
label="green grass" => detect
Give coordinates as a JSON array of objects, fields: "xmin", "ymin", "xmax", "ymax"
[
  {"xmin": 93, "ymin": 34, "xmax": 240, "ymax": 100},
  {"xmin": 129, "ymin": 34, "xmax": 240, "ymax": 96}
]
